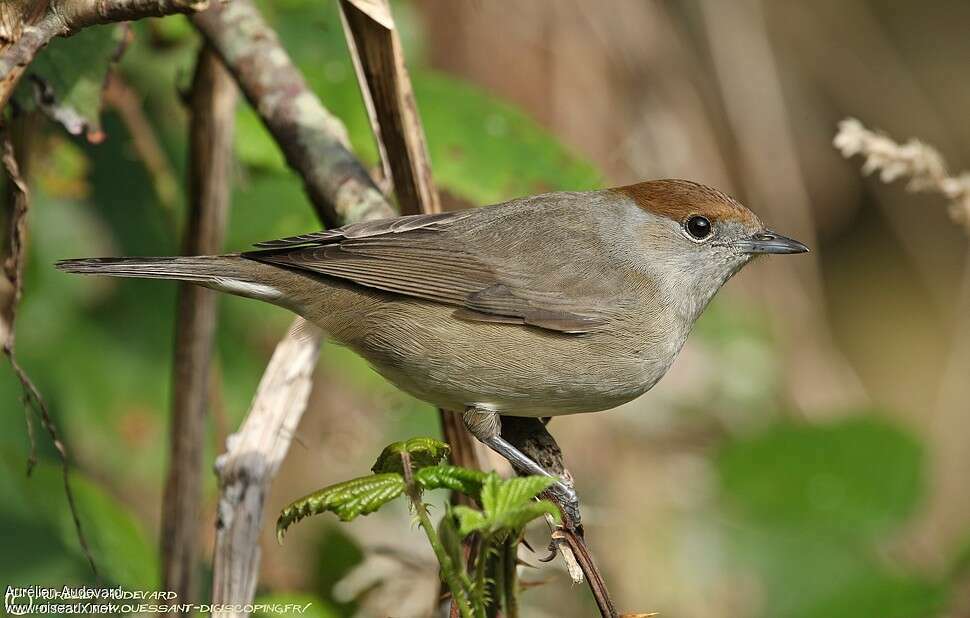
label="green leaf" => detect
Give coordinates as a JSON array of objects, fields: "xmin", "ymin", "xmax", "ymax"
[
  {"xmin": 718, "ymin": 415, "xmax": 924, "ymax": 539},
  {"xmin": 717, "ymin": 416, "xmax": 941, "ymax": 618},
  {"xmin": 15, "ymin": 25, "xmax": 122, "ymax": 139},
  {"xmin": 727, "ymin": 525, "xmax": 945, "ymax": 618},
  {"xmin": 276, "ymin": 473, "xmax": 405, "ymax": 542},
  {"xmin": 371, "ymin": 437, "xmax": 450, "ymax": 474},
  {"xmin": 451, "ymin": 505, "xmax": 489, "ymax": 538},
  {"xmin": 414, "ymin": 70, "xmax": 603, "ymax": 205},
  {"xmin": 415, "ymin": 464, "xmax": 489, "ymax": 498},
  {"xmin": 451, "ymin": 474, "xmax": 559, "ymax": 537}
]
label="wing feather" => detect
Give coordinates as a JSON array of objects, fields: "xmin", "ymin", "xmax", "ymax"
[{"xmin": 244, "ymin": 201, "xmax": 623, "ymax": 334}]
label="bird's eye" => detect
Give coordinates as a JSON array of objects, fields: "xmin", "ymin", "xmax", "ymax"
[{"xmin": 685, "ymin": 215, "xmax": 713, "ymax": 240}]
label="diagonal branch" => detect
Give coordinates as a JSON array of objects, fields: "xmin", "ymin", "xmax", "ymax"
[{"xmin": 192, "ymin": 0, "xmax": 391, "ymax": 227}]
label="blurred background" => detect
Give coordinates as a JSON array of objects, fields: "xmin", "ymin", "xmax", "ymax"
[{"xmin": 1, "ymin": 1, "xmax": 969, "ymax": 616}]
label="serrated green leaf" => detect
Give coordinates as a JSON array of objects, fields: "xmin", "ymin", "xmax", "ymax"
[
  {"xmin": 451, "ymin": 474, "xmax": 559, "ymax": 537},
  {"xmin": 415, "ymin": 464, "xmax": 489, "ymax": 498},
  {"xmin": 371, "ymin": 437, "xmax": 450, "ymax": 474},
  {"xmin": 452, "ymin": 505, "xmax": 490, "ymax": 538},
  {"xmin": 276, "ymin": 473, "xmax": 405, "ymax": 542},
  {"xmin": 480, "ymin": 474, "xmax": 555, "ymax": 514}
]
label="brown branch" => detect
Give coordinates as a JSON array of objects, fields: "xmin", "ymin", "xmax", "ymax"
[
  {"xmin": 339, "ymin": 0, "xmax": 440, "ymax": 215},
  {"xmin": 1, "ymin": 119, "xmax": 98, "ymax": 578},
  {"xmin": 501, "ymin": 417, "xmax": 619, "ymax": 617},
  {"xmin": 0, "ymin": 0, "xmax": 207, "ymax": 110},
  {"xmin": 159, "ymin": 45, "xmax": 237, "ymax": 617},
  {"xmin": 337, "ymin": 7, "xmax": 490, "ymax": 612}
]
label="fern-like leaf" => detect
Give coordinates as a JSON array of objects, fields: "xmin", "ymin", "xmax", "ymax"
[{"xmin": 276, "ymin": 473, "xmax": 405, "ymax": 543}]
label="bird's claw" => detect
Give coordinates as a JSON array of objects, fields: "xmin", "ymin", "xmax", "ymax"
[{"xmin": 544, "ymin": 479, "xmax": 583, "ymax": 535}]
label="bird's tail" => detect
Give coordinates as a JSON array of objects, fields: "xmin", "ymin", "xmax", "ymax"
[{"xmin": 55, "ymin": 254, "xmax": 288, "ymax": 303}]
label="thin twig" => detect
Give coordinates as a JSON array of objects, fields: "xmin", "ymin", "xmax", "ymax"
[
  {"xmin": 160, "ymin": 44, "xmax": 236, "ymax": 616},
  {"xmin": 1, "ymin": 122, "xmax": 98, "ymax": 578}
]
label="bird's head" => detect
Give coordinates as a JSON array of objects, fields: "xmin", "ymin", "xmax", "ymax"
[{"xmin": 612, "ymin": 179, "xmax": 808, "ymax": 319}]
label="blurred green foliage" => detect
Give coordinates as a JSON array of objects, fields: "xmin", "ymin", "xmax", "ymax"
[{"xmin": 718, "ymin": 416, "xmax": 946, "ymax": 617}]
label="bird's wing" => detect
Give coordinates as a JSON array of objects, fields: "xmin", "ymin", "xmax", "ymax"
[{"xmin": 244, "ymin": 207, "xmax": 628, "ymax": 334}]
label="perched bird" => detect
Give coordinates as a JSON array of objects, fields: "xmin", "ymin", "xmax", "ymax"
[{"xmin": 57, "ymin": 179, "xmax": 807, "ymax": 518}]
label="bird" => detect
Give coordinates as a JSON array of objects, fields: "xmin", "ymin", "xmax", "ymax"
[{"xmin": 57, "ymin": 179, "xmax": 807, "ymax": 522}]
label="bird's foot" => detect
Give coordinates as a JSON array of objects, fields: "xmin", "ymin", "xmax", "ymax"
[
  {"xmin": 543, "ymin": 477, "xmax": 583, "ymax": 535},
  {"xmin": 461, "ymin": 407, "xmax": 583, "ymax": 533}
]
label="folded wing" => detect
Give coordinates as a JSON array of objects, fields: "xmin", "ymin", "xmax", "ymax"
[{"xmin": 244, "ymin": 208, "xmax": 621, "ymax": 334}]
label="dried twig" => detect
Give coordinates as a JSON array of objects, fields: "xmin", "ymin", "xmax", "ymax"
[
  {"xmin": 339, "ymin": 0, "xmax": 440, "ymax": 215},
  {"xmin": 340, "ymin": 4, "xmax": 618, "ymax": 613},
  {"xmin": 160, "ymin": 45, "xmax": 236, "ymax": 616},
  {"xmin": 834, "ymin": 118, "xmax": 970, "ymax": 569},
  {"xmin": 1, "ymin": 122, "xmax": 98, "ymax": 578},
  {"xmin": 337, "ymin": 4, "xmax": 494, "ymax": 613},
  {"xmin": 211, "ymin": 320, "xmax": 321, "ymax": 616},
  {"xmin": 834, "ymin": 117, "xmax": 970, "ymax": 235}
]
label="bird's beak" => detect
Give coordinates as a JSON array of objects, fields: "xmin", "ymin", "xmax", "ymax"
[{"xmin": 736, "ymin": 230, "xmax": 809, "ymax": 254}]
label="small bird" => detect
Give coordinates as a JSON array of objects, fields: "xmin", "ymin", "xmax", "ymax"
[{"xmin": 57, "ymin": 179, "xmax": 806, "ymax": 517}]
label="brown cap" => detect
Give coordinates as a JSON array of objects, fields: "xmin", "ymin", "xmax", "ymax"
[{"xmin": 613, "ymin": 179, "xmax": 762, "ymax": 228}]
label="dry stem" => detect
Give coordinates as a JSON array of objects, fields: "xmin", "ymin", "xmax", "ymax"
[{"xmin": 834, "ymin": 117, "xmax": 970, "ymax": 235}]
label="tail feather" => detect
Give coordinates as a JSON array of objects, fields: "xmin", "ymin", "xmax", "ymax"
[
  {"xmin": 55, "ymin": 255, "xmax": 233, "ymax": 282},
  {"xmin": 55, "ymin": 254, "xmax": 285, "ymax": 302}
]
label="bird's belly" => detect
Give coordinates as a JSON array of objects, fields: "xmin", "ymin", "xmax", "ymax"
[{"xmin": 317, "ymin": 296, "xmax": 664, "ymax": 417}]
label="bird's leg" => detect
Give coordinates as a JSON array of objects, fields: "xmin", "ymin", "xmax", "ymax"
[{"xmin": 461, "ymin": 408, "xmax": 582, "ymax": 530}]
